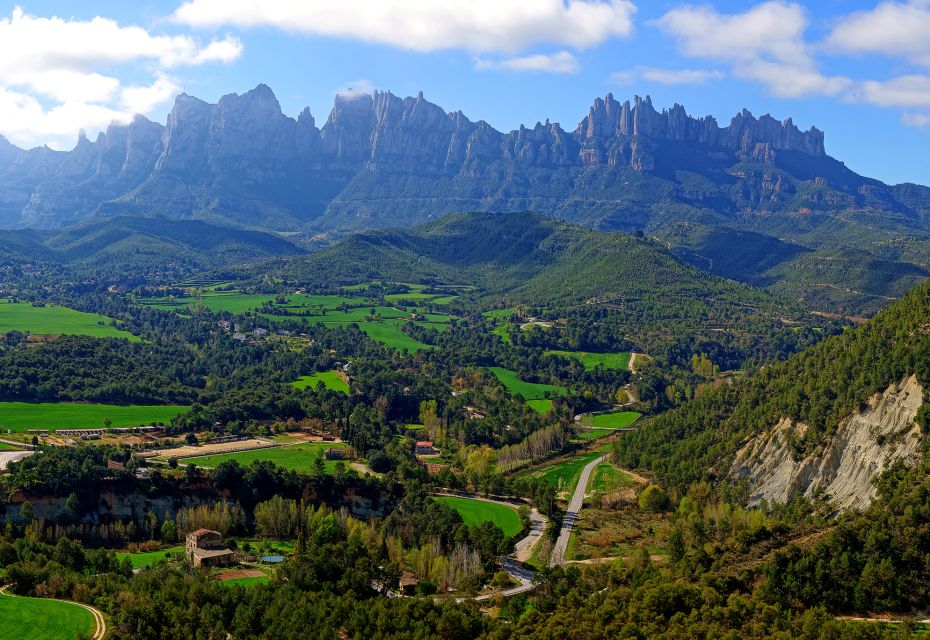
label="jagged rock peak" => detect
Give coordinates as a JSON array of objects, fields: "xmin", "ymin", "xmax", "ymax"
[{"xmin": 576, "ymin": 93, "xmax": 825, "ymax": 156}]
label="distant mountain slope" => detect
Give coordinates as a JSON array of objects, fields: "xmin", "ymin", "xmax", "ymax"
[
  {"xmin": 0, "ymin": 216, "xmax": 303, "ymax": 278},
  {"xmin": 266, "ymin": 211, "xmax": 771, "ymax": 305},
  {"xmin": 616, "ymin": 275, "xmax": 930, "ymax": 508},
  {"xmin": 2, "ymin": 84, "xmax": 930, "ymax": 313}
]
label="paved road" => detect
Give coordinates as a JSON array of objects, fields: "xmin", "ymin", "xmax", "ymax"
[
  {"xmin": 549, "ymin": 455, "xmax": 606, "ymax": 567},
  {"xmin": 434, "ymin": 492, "xmax": 548, "ymax": 602},
  {"xmin": 1, "ymin": 584, "xmax": 106, "ymax": 640}
]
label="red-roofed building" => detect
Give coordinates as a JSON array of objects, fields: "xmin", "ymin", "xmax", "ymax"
[{"xmin": 415, "ymin": 441, "xmax": 436, "ymax": 456}]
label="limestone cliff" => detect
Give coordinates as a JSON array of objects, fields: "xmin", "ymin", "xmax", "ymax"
[{"xmin": 730, "ymin": 375, "xmax": 925, "ymax": 511}]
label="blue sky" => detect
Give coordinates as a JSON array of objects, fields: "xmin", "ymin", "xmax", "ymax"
[{"xmin": 1, "ymin": 1, "xmax": 929, "ymax": 184}]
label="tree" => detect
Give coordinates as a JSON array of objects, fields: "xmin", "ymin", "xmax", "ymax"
[
  {"xmin": 639, "ymin": 485, "xmax": 671, "ymax": 513},
  {"xmin": 161, "ymin": 518, "xmax": 177, "ymax": 543}
]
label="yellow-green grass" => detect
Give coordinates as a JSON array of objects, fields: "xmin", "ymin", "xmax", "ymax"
[
  {"xmin": 0, "ymin": 590, "xmax": 96, "ymax": 640},
  {"xmin": 292, "ymin": 370, "xmax": 349, "ymax": 394},
  {"xmin": 182, "ymin": 442, "xmax": 351, "ymax": 474},
  {"xmin": 137, "ymin": 291, "xmax": 277, "ymax": 314},
  {"xmin": 116, "ymin": 545, "xmax": 185, "ymax": 569},
  {"xmin": 435, "ymin": 496, "xmax": 522, "ymax": 538},
  {"xmin": 492, "ymin": 322, "xmax": 513, "ymax": 343},
  {"xmin": 221, "ymin": 575, "xmax": 270, "ymax": 587},
  {"xmin": 358, "ymin": 321, "xmax": 434, "ymax": 352},
  {"xmin": 519, "ymin": 453, "xmax": 601, "ymax": 494},
  {"xmin": 482, "ymin": 308, "xmax": 517, "ymax": 319},
  {"xmin": 588, "ymin": 463, "xmax": 634, "ymax": 493},
  {"xmin": 0, "ymin": 301, "xmax": 136, "ymax": 340},
  {"xmin": 0, "ymin": 441, "xmax": 22, "ymax": 451},
  {"xmin": 573, "ymin": 427, "xmax": 614, "ymax": 441},
  {"xmin": 429, "ymin": 295, "xmax": 459, "ymax": 305},
  {"xmin": 488, "ymin": 367, "xmax": 565, "ymax": 414},
  {"xmin": 0, "ymin": 402, "xmax": 190, "ymax": 432},
  {"xmin": 544, "ymin": 350, "xmax": 632, "ymax": 371},
  {"xmin": 585, "ymin": 412, "xmax": 642, "ymax": 429}
]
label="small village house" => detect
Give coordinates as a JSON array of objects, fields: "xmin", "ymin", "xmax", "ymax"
[{"xmin": 186, "ymin": 529, "xmax": 236, "ymax": 568}]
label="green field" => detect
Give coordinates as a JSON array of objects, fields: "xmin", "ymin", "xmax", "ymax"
[
  {"xmin": 488, "ymin": 367, "xmax": 565, "ymax": 414},
  {"xmin": 221, "ymin": 575, "xmax": 270, "ymax": 587},
  {"xmin": 182, "ymin": 442, "xmax": 350, "ymax": 474},
  {"xmin": 585, "ymin": 412, "xmax": 642, "ymax": 429},
  {"xmin": 588, "ymin": 463, "xmax": 633, "ymax": 493},
  {"xmin": 0, "ymin": 441, "xmax": 22, "ymax": 451},
  {"xmin": 544, "ymin": 350, "xmax": 632, "ymax": 371},
  {"xmin": 137, "ymin": 291, "xmax": 278, "ymax": 314},
  {"xmin": 0, "ymin": 301, "xmax": 136, "ymax": 340},
  {"xmin": 292, "ymin": 370, "xmax": 350, "ymax": 394},
  {"xmin": 520, "ymin": 453, "xmax": 602, "ymax": 494},
  {"xmin": 0, "ymin": 402, "xmax": 191, "ymax": 432},
  {"xmin": 483, "ymin": 308, "xmax": 517, "ymax": 319},
  {"xmin": 116, "ymin": 545, "xmax": 186, "ymax": 569},
  {"xmin": 435, "ymin": 496, "xmax": 523, "ymax": 538},
  {"xmin": 358, "ymin": 321, "xmax": 434, "ymax": 352},
  {"xmin": 0, "ymin": 590, "xmax": 96, "ymax": 640},
  {"xmin": 573, "ymin": 427, "xmax": 614, "ymax": 441}
]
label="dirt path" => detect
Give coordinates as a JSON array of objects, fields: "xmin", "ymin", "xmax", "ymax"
[
  {"xmin": 1, "ymin": 584, "xmax": 106, "ymax": 640},
  {"xmin": 628, "ymin": 352, "xmax": 638, "ymax": 372}
]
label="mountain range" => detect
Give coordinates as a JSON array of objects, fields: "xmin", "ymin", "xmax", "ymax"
[{"xmin": 1, "ymin": 83, "xmax": 929, "ymax": 314}]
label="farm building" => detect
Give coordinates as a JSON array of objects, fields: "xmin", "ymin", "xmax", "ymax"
[
  {"xmin": 399, "ymin": 570, "xmax": 420, "ymax": 596},
  {"xmin": 186, "ymin": 529, "xmax": 236, "ymax": 568},
  {"xmin": 415, "ymin": 441, "xmax": 437, "ymax": 456}
]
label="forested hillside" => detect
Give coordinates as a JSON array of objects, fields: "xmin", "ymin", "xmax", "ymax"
[{"xmin": 616, "ymin": 277, "xmax": 930, "ymax": 493}]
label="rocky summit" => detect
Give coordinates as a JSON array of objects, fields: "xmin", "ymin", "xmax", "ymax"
[{"xmin": 0, "ymin": 84, "xmax": 879, "ymax": 233}]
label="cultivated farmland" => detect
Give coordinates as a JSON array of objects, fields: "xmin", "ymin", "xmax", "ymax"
[
  {"xmin": 488, "ymin": 366, "xmax": 565, "ymax": 414},
  {"xmin": 0, "ymin": 402, "xmax": 190, "ymax": 432},
  {"xmin": 0, "ymin": 590, "xmax": 96, "ymax": 640},
  {"xmin": 182, "ymin": 442, "xmax": 350, "ymax": 474},
  {"xmin": 0, "ymin": 301, "xmax": 136, "ymax": 340},
  {"xmin": 435, "ymin": 496, "xmax": 523, "ymax": 538},
  {"xmin": 292, "ymin": 370, "xmax": 350, "ymax": 394},
  {"xmin": 544, "ymin": 350, "xmax": 632, "ymax": 371}
]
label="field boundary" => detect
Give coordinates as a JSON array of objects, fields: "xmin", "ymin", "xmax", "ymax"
[{"xmin": 0, "ymin": 584, "xmax": 106, "ymax": 640}]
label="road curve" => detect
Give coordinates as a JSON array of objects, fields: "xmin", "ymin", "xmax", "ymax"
[
  {"xmin": 434, "ymin": 492, "xmax": 548, "ymax": 602},
  {"xmin": 549, "ymin": 455, "xmax": 607, "ymax": 567},
  {"xmin": 0, "ymin": 584, "xmax": 106, "ymax": 640}
]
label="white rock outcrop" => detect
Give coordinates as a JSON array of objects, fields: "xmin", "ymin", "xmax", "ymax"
[{"xmin": 731, "ymin": 375, "xmax": 924, "ymax": 511}]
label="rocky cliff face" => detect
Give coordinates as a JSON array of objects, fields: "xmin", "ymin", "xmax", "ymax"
[
  {"xmin": 0, "ymin": 84, "xmax": 873, "ymax": 230},
  {"xmin": 730, "ymin": 375, "xmax": 925, "ymax": 511}
]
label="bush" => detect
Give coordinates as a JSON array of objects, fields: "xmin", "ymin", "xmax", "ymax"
[{"xmin": 638, "ymin": 485, "xmax": 671, "ymax": 513}]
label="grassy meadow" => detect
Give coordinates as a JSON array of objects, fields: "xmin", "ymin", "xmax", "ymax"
[
  {"xmin": 488, "ymin": 366, "xmax": 565, "ymax": 414},
  {"xmin": 292, "ymin": 370, "xmax": 350, "ymax": 394},
  {"xmin": 0, "ymin": 590, "xmax": 96, "ymax": 640},
  {"xmin": 0, "ymin": 402, "xmax": 190, "ymax": 432},
  {"xmin": 182, "ymin": 442, "xmax": 350, "ymax": 474},
  {"xmin": 435, "ymin": 496, "xmax": 523, "ymax": 538},
  {"xmin": 116, "ymin": 545, "xmax": 186, "ymax": 569},
  {"xmin": 0, "ymin": 301, "xmax": 136, "ymax": 340},
  {"xmin": 585, "ymin": 412, "xmax": 641, "ymax": 429},
  {"xmin": 544, "ymin": 350, "xmax": 632, "ymax": 371}
]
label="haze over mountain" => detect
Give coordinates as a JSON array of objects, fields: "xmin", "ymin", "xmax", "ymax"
[{"xmin": 2, "ymin": 83, "xmax": 929, "ymax": 315}]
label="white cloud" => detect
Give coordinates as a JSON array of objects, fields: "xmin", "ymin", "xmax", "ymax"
[
  {"xmin": 640, "ymin": 67, "xmax": 723, "ymax": 85},
  {"xmin": 173, "ymin": 0, "xmax": 636, "ymax": 54},
  {"xmin": 827, "ymin": 1, "xmax": 930, "ymax": 68},
  {"xmin": 902, "ymin": 112, "xmax": 930, "ymax": 128},
  {"xmin": 0, "ymin": 7, "xmax": 242, "ymax": 149},
  {"xmin": 655, "ymin": 2, "xmax": 849, "ymax": 98},
  {"xmin": 335, "ymin": 80, "xmax": 375, "ymax": 101},
  {"xmin": 475, "ymin": 51, "xmax": 580, "ymax": 74}
]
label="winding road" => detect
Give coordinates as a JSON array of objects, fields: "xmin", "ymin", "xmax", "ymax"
[
  {"xmin": 0, "ymin": 584, "xmax": 106, "ymax": 640},
  {"xmin": 549, "ymin": 455, "xmax": 606, "ymax": 567}
]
